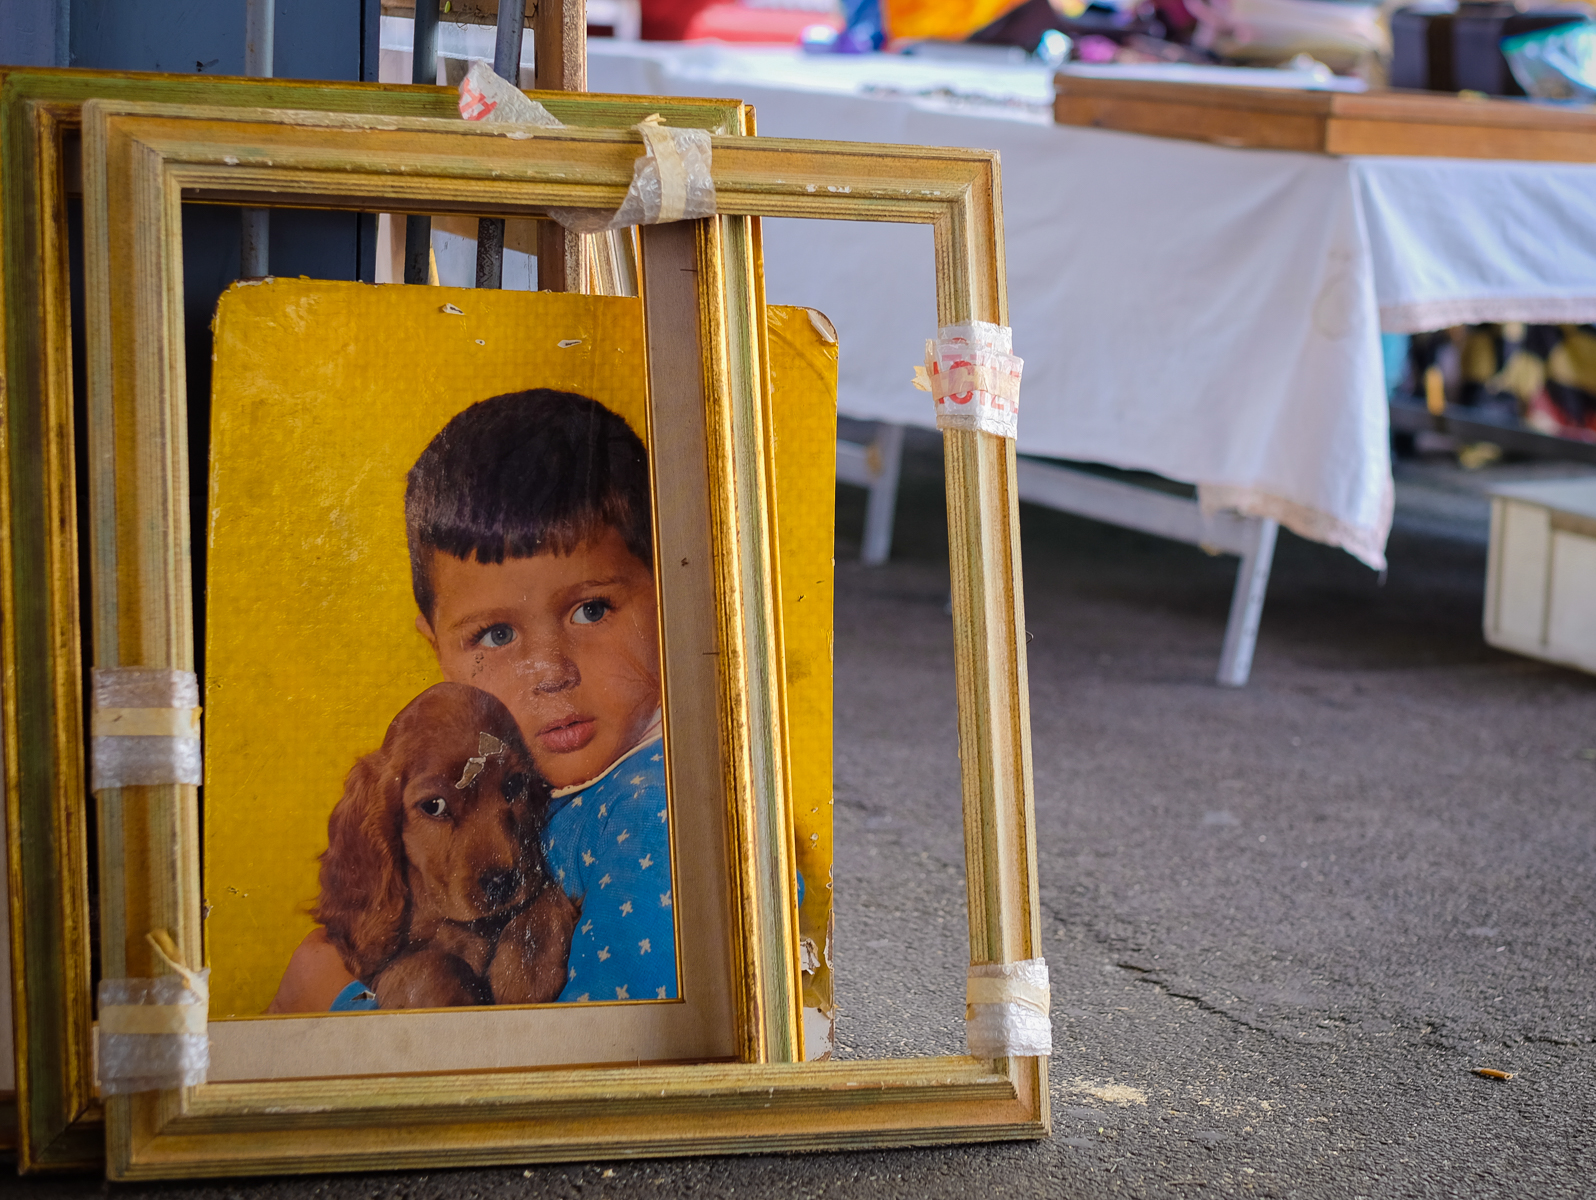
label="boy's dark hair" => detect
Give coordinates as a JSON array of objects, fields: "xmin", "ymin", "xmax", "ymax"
[{"xmin": 405, "ymin": 389, "xmax": 652, "ymax": 618}]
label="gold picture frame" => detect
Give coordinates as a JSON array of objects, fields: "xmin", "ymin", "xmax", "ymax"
[
  {"xmin": 79, "ymin": 100, "xmax": 1041, "ymax": 1177},
  {"xmin": 0, "ymin": 69, "xmax": 751, "ymax": 1172}
]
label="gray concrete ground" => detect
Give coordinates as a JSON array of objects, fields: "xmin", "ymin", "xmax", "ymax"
[{"xmin": 13, "ymin": 434, "xmax": 1596, "ymax": 1198}]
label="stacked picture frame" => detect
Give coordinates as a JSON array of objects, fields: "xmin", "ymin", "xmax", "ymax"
[
  {"xmin": 1, "ymin": 70, "xmax": 756, "ymax": 1172},
  {"xmin": 2, "ymin": 68, "xmax": 1045, "ymax": 1180}
]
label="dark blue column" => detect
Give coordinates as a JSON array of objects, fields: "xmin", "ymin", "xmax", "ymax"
[{"xmin": 54, "ymin": 0, "xmax": 382, "ymax": 677}]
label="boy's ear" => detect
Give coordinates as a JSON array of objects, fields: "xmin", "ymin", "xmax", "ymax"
[{"xmin": 415, "ymin": 612, "xmax": 439, "ymax": 654}]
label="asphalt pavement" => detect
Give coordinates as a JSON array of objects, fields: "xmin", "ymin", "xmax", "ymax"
[{"xmin": 11, "ymin": 432, "xmax": 1595, "ymax": 1198}]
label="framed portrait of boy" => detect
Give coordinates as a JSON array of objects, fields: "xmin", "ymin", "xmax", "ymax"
[
  {"xmin": 74, "ymin": 99, "xmax": 1045, "ymax": 1178},
  {"xmin": 200, "ymin": 281, "xmax": 750, "ymax": 1075}
]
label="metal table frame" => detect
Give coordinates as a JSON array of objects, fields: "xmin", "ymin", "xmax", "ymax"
[{"xmin": 838, "ymin": 423, "xmax": 1279, "ymax": 687}]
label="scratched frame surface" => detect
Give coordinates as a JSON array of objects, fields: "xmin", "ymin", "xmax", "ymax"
[{"xmin": 78, "ymin": 100, "xmax": 1041, "ymax": 1178}]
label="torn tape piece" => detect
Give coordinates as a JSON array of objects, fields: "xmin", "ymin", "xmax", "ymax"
[
  {"xmin": 548, "ymin": 115, "xmax": 715, "ymax": 234},
  {"xmin": 97, "ymin": 934, "xmax": 209, "ymax": 1095},
  {"xmin": 458, "ymin": 60, "xmax": 563, "ymax": 128},
  {"xmin": 456, "ymin": 757, "xmax": 487, "ymax": 790},
  {"xmin": 914, "ymin": 321, "xmax": 1023, "ymax": 440},
  {"xmin": 966, "ymin": 957, "xmax": 1052, "ymax": 1059},
  {"xmin": 90, "ymin": 667, "xmax": 202, "ymax": 791}
]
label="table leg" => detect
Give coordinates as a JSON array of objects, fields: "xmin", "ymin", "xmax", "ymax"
[
  {"xmin": 1216, "ymin": 517, "xmax": 1279, "ymax": 688},
  {"xmin": 860, "ymin": 423, "xmax": 906, "ymax": 566},
  {"xmin": 836, "ymin": 422, "xmax": 906, "ymax": 565}
]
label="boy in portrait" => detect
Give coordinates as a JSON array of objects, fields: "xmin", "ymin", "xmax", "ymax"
[{"xmin": 270, "ymin": 390, "xmax": 676, "ymax": 1011}]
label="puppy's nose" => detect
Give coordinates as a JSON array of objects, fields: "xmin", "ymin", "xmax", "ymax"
[{"xmin": 479, "ymin": 868, "xmax": 522, "ymax": 909}]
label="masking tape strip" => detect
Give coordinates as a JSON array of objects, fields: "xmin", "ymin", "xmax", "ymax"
[
  {"xmin": 93, "ymin": 707, "xmax": 201, "ymax": 738},
  {"xmin": 548, "ymin": 114, "xmax": 716, "ymax": 234},
  {"xmin": 100, "ymin": 1003, "xmax": 208, "ymax": 1036},
  {"xmin": 638, "ymin": 120, "xmax": 690, "ymax": 223},
  {"xmin": 967, "ymin": 975, "xmax": 1050, "ymax": 1011},
  {"xmin": 966, "ymin": 958, "xmax": 1052, "ymax": 1059},
  {"xmin": 912, "ymin": 321, "xmax": 1023, "ymax": 440},
  {"xmin": 96, "ymin": 932, "xmax": 209, "ymax": 1094},
  {"xmin": 90, "ymin": 667, "xmax": 202, "ymax": 790}
]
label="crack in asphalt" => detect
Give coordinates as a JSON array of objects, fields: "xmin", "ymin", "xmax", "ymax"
[{"xmin": 1122, "ymin": 969, "xmax": 1294, "ymax": 1039}]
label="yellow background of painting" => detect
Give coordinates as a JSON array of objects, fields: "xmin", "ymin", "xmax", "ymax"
[
  {"xmin": 204, "ymin": 279, "xmax": 836, "ymax": 1021},
  {"xmin": 764, "ymin": 307, "xmax": 838, "ymax": 1022}
]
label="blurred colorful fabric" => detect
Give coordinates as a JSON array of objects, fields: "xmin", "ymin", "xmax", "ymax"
[
  {"xmin": 881, "ymin": 0, "xmax": 1029, "ymax": 41},
  {"xmin": 641, "ymin": 0, "xmax": 721, "ymax": 40}
]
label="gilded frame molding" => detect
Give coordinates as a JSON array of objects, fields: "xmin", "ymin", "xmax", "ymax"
[
  {"xmin": 0, "ymin": 70, "xmax": 751, "ymax": 1172},
  {"xmin": 62, "ymin": 97, "xmax": 1040, "ymax": 1176}
]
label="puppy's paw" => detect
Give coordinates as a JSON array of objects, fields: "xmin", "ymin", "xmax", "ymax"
[
  {"xmin": 488, "ymin": 884, "xmax": 578, "ymax": 1004},
  {"xmin": 373, "ymin": 949, "xmax": 490, "ymax": 1009}
]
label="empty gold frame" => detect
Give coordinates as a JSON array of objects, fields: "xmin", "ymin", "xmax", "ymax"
[{"xmin": 77, "ymin": 99, "xmax": 1041, "ymax": 1177}]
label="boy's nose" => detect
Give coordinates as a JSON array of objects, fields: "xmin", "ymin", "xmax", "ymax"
[{"xmin": 523, "ymin": 647, "xmax": 580, "ymax": 693}]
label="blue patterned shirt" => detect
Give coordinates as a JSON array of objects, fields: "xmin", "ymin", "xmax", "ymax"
[{"xmin": 542, "ymin": 735, "xmax": 677, "ymax": 1003}]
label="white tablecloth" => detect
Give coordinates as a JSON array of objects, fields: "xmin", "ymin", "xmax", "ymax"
[{"xmin": 589, "ymin": 43, "xmax": 1596, "ymax": 569}]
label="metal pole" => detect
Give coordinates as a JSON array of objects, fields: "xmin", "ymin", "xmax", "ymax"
[
  {"xmin": 474, "ymin": 1, "xmax": 526, "ymax": 290},
  {"xmin": 493, "ymin": 0, "xmax": 526, "ymax": 86},
  {"xmin": 404, "ymin": 1, "xmax": 442, "ymax": 285},
  {"xmin": 241, "ymin": 0, "xmax": 274, "ymax": 277}
]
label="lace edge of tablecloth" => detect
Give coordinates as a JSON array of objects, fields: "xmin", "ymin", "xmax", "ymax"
[
  {"xmin": 1380, "ymin": 296, "xmax": 1596, "ymax": 335},
  {"xmin": 1198, "ymin": 479, "xmax": 1393, "ymax": 571}
]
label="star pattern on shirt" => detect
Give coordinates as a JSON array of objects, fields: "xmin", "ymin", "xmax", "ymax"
[{"xmin": 544, "ymin": 738, "xmax": 675, "ymax": 1008}]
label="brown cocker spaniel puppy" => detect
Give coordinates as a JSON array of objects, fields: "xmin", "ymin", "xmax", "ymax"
[{"xmin": 315, "ymin": 682, "xmax": 577, "ymax": 1009}]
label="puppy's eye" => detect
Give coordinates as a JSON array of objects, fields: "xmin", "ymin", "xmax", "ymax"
[
  {"xmin": 419, "ymin": 796, "xmax": 448, "ymax": 818},
  {"xmin": 503, "ymin": 773, "xmax": 529, "ymax": 802}
]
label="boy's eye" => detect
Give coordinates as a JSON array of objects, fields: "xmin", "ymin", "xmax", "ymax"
[
  {"xmin": 476, "ymin": 623, "xmax": 515, "ymax": 649},
  {"xmin": 571, "ymin": 600, "xmax": 610, "ymax": 626},
  {"xmin": 419, "ymin": 796, "xmax": 448, "ymax": 819}
]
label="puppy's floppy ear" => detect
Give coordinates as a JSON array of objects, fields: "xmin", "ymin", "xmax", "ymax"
[{"xmin": 315, "ymin": 751, "xmax": 410, "ymax": 982}]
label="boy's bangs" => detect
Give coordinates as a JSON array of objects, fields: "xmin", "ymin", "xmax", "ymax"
[
  {"xmin": 443, "ymin": 504, "xmax": 631, "ymax": 567},
  {"xmin": 406, "ymin": 389, "xmax": 654, "ymax": 617}
]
